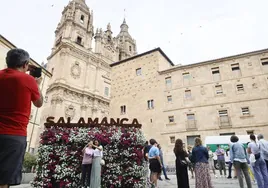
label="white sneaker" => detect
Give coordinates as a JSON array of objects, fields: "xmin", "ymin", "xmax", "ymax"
[{"xmin": 215, "ymin": 175, "xmax": 218, "ymax": 178}]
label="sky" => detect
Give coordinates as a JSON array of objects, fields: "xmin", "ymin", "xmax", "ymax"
[{"xmin": 1, "ymin": 0, "xmax": 268, "ymax": 65}]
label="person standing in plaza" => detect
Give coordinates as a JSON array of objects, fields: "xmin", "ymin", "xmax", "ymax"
[
  {"xmin": 207, "ymin": 146, "xmax": 217, "ymax": 178},
  {"xmin": 257, "ymin": 134, "xmax": 268, "ymax": 171},
  {"xmin": 174, "ymin": 139, "xmax": 189, "ymax": 188},
  {"xmin": 90, "ymin": 140, "xmax": 103, "ymax": 188},
  {"xmin": 157, "ymin": 144, "xmax": 170, "ymax": 181},
  {"xmin": 187, "ymin": 145, "xmax": 194, "ymax": 179},
  {"xmin": 192, "ymin": 137, "xmax": 213, "ymax": 188},
  {"xmin": 0, "ymin": 49, "xmax": 43, "ymax": 188},
  {"xmin": 81, "ymin": 141, "xmax": 94, "ymax": 188},
  {"xmin": 215, "ymin": 144, "xmax": 226, "ymax": 177},
  {"xmin": 148, "ymin": 139, "xmax": 162, "ymax": 188},
  {"xmin": 248, "ymin": 134, "xmax": 268, "ymax": 188},
  {"xmin": 229, "ymin": 135, "xmax": 252, "ymax": 188},
  {"xmin": 226, "ymin": 147, "xmax": 233, "ymax": 179},
  {"xmin": 144, "ymin": 141, "xmax": 152, "ymax": 180}
]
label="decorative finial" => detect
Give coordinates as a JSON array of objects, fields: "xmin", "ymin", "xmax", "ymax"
[{"xmin": 107, "ymin": 23, "xmax": 111, "ymax": 31}]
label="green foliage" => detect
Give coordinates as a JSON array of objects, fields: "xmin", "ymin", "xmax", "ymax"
[{"xmin": 23, "ymin": 152, "xmax": 37, "ymax": 172}]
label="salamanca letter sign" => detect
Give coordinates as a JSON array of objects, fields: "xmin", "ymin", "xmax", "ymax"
[{"xmin": 45, "ymin": 117, "xmax": 142, "ymax": 128}]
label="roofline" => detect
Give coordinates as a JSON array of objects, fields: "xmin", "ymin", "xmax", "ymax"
[
  {"xmin": 0, "ymin": 34, "xmax": 52, "ymax": 77},
  {"xmin": 110, "ymin": 47, "xmax": 175, "ymax": 67},
  {"xmin": 160, "ymin": 48, "xmax": 268, "ymax": 74}
]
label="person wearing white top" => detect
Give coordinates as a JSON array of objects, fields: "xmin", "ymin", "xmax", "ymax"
[{"xmin": 90, "ymin": 140, "xmax": 103, "ymax": 188}]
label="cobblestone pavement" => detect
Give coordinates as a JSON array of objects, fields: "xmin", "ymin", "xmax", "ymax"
[
  {"xmin": 158, "ymin": 174, "xmax": 257, "ymax": 188},
  {"xmin": 11, "ymin": 175, "xmax": 258, "ymax": 188}
]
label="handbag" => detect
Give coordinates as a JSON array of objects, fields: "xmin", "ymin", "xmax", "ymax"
[{"xmin": 100, "ymin": 159, "xmax": 105, "ymax": 166}]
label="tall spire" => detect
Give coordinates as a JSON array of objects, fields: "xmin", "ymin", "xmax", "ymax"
[{"xmin": 119, "ymin": 18, "xmax": 129, "ymax": 33}]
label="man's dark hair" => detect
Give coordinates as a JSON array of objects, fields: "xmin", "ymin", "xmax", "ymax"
[
  {"xmin": 145, "ymin": 141, "xmax": 148, "ymax": 145},
  {"xmin": 230, "ymin": 135, "xmax": 239, "ymax": 143},
  {"xmin": 149, "ymin": 139, "xmax": 157, "ymax": 145},
  {"xmin": 6, "ymin": 48, "xmax": 30, "ymax": 68},
  {"xmin": 217, "ymin": 144, "xmax": 220, "ymax": 147},
  {"xmin": 250, "ymin": 134, "xmax": 256, "ymax": 141}
]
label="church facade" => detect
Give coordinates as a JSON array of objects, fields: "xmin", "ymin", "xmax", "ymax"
[{"xmin": 37, "ymin": 0, "xmax": 137, "ymax": 138}]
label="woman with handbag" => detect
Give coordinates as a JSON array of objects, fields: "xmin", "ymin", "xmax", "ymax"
[
  {"xmin": 248, "ymin": 134, "xmax": 268, "ymax": 188},
  {"xmin": 192, "ymin": 137, "xmax": 213, "ymax": 188},
  {"xmin": 174, "ymin": 139, "xmax": 190, "ymax": 188},
  {"xmin": 90, "ymin": 140, "xmax": 103, "ymax": 188},
  {"xmin": 81, "ymin": 141, "xmax": 94, "ymax": 188}
]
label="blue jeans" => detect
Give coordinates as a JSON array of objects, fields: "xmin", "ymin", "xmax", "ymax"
[
  {"xmin": 161, "ymin": 162, "xmax": 168, "ymax": 178},
  {"xmin": 253, "ymin": 158, "xmax": 268, "ymax": 188}
]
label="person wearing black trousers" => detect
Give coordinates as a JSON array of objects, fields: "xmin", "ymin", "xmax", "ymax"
[{"xmin": 174, "ymin": 139, "xmax": 190, "ymax": 188}]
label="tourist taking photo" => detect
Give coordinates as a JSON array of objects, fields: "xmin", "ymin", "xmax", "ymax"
[{"xmin": 0, "ymin": 49, "xmax": 43, "ymax": 188}]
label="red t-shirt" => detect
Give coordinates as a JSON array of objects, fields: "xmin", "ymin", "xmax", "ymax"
[{"xmin": 0, "ymin": 68, "xmax": 40, "ymax": 136}]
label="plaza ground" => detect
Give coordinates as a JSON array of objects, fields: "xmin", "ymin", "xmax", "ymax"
[{"xmin": 11, "ymin": 174, "xmax": 257, "ymax": 188}]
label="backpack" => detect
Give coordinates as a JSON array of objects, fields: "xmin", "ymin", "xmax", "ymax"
[{"xmin": 259, "ymin": 140, "xmax": 268, "ymax": 157}]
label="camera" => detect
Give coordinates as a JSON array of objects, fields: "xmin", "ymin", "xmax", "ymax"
[{"xmin": 29, "ymin": 66, "xmax": 42, "ymax": 78}]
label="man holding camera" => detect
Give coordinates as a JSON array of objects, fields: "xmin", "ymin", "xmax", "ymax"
[{"xmin": 0, "ymin": 49, "xmax": 43, "ymax": 188}]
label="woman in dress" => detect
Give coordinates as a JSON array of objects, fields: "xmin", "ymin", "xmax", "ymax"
[
  {"xmin": 248, "ymin": 134, "xmax": 268, "ymax": 188},
  {"xmin": 90, "ymin": 140, "xmax": 103, "ymax": 188},
  {"xmin": 207, "ymin": 146, "xmax": 217, "ymax": 178},
  {"xmin": 192, "ymin": 137, "xmax": 213, "ymax": 188},
  {"xmin": 81, "ymin": 141, "xmax": 94, "ymax": 188},
  {"xmin": 174, "ymin": 139, "xmax": 190, "ymax": 188}
]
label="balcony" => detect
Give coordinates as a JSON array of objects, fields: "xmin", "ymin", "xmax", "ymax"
[
  {"xmin": 219, "ymin": 116, "xmax": 232, "ymax": 128},
  {"xmin": 186, "ymin": 120, "xmax": 197, "ymax": 131}
]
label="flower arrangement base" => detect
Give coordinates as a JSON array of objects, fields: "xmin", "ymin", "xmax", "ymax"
[{"xmin": 32, "ymin": 118, "xmax": 147, "ymax": 188}]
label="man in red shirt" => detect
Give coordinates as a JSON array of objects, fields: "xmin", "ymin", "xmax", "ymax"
[{"xmin": 0, "ymin": 49, "xmax": 43, "ymax": 188}]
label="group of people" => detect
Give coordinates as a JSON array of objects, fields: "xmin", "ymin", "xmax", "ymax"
[
  {"xmin": 81, "ymin": 140, "xmax": 103, "ymax": 188},
  {"xmin": 174, "ymin": 134, "xmax": 268, "ymax": 188},
  {"xmin": 143, "ymin": 139, "xmax": 171, "ymax": 188}
]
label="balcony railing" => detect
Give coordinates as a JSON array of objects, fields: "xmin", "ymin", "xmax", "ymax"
[{"xmin": 186, "ymin": 120, "xmax": 197, "ymax": 130}]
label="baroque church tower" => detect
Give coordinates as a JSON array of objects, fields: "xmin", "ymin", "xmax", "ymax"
[{"xmin": 39, "ymin": 0, "xmax": 137, "ymax": 132}]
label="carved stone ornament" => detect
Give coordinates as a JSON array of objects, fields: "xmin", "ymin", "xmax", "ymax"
[
  {"xmin": 65, "ymin": 105, "xmax": 76, "ymax": 120},
  {"xmin": 71, "ymin": 62, "xmax": 81, "ymax": 79}
]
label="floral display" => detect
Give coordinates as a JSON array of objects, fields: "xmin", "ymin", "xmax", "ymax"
[{"xmin": 32, "ymin": 125, "xmax": 146, "ymax": 188}]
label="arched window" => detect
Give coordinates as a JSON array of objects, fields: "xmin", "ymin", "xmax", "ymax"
[{"xmin": 80, "ymin": 15, "xmax": 84, "ymax": 23}]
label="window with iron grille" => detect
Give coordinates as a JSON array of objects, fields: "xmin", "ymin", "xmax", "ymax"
[
  {"xmin": 241, "ymin": 107, "xmax": 250, "ymax": 115},
  {"xmin": 215, "ymin": 85, "xmax": 223, "ymax": 95},
  {"xmin": 147, "ymin": 100, "xmax": 154, "ymax": 109},
  {"xmin": 185, "ymin": 90, "xmax": 192, "ymax": 98},
  {"xmin": 120, "ymin": 105, "xmax": 126, "ymax": 114},
  {"xmin": 167, "ymin": 95, "xmax": 172, "ymax": 102},
  {"xmin": 211, "ymin": 67, "xmax": 220, "ymax": 81},
  {"xmin": 236, "ymin": 84, "xmax": 244, "ymax": 91},
  {"xmin": 170, "ymin": 136, "xmax": 175, "ymax": 143}
]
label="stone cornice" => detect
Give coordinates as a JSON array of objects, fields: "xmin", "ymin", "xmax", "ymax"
[
  {"xmin": 47, "ymin": 83, "xmax": 110, "ymax": 105},
  {"xmin": 159, "ymin": 48, "xmax": 268, "ymax": 74},
  {"xmin": 48, "ymin": 42, "xmax": 111, "ymax": 72}
]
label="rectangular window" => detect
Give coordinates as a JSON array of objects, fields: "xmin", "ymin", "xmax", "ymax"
[
  {"xmin": 185, "ymin": 90, "xmax": 191, "ymax": 99},
  {"xmin": 215, "ymin": 85, "xmax": 223, "ymax": 95},
  {"xmin": 183, "ymin": 72, "xmax": 191, "ymax": 85},
  {"xmin": 170, "ymin": 136, "xmax": 175, "ymax": 144},
  {"xmin": 261, "ymin": 58, "xmax": 268, "ymax": 72},
  {"xmin": 147, "ymin": 100, "xmax": 154, "ymax": 109},
  {"xmin": 236, "ymin": 84, "xmax": 244, "ymax": 92},
  {"xmin": 211, "ymin": 67, "xmax": 220, "ymax": 81},
  {"xmin": 219, "ymin": 110, "xmax": 228, "ymax": 117},
  {"xmin": 168, "ymin": 116, "xmax": 174, "ymax": 123},
  {"xmin": 218, "ymin": 110, "xmax": 230, "ymax": 126},
  {"xmin": 104, "ymin": 87, "xmax": 109, "ymax": 96},
  {"xmin": 247, "ymin": 130, "xmax": 254, "ymax": 135},
  {"xmin": 165, "ymin": 77, "xmax": 172, "ymax": 85},
  {"xmin": 44, "ymin": 96, "xmax": 48, "ymax": 103},
  {"xmin": 231, "ymin": 63, "xmax": 241, "ymax": 77},
  {"xmin": 167, "ymin": 95, "xmax": 172, "ymax": 102},
  {"xmin": 136, "ymin": 68, "xmax": 141, "ymax": 76},
  {"xmin": 120, "ymin": 105, "xmax": 126, "ymax": 114},
  {"xmin": 241, "ymin": 107, "xmax": 250, "ymax": 115},
  {"xmin": 187, "ymin": 114, "xmax": 195, "ymax": 120}
]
